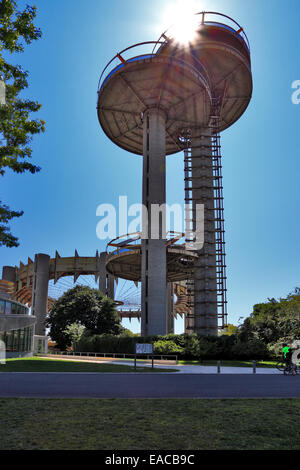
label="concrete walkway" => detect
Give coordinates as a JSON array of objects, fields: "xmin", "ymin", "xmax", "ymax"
[
  {"xmin": 43, "ymin": 356, "xmax": 281, "ymax": 374},
  {"xmin": 110, "ymin": 361, "xmax": 281, "ymax": 374}
]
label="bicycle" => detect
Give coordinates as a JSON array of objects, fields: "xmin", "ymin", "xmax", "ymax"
[
  {"xmin": 276, "ymin": 359, "xmax": 286, "ymax": 372},
  {"xmin": 276, "ymin": 359, "xmax": 299, "ymax": 375},
  {"xmin": 283, "ymin": 363, "xmax": 298, "ymax": 376}
]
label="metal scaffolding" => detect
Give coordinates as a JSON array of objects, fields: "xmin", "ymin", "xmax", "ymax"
[{"xmin": 183, "ymin": 100, "xmax": 228, "ymax": 332}]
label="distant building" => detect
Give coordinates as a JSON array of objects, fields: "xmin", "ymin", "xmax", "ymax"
[{"xmin": 0, "ymin": 296, "xmax": 36, "ymax": 357}]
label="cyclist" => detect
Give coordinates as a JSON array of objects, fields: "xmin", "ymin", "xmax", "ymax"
[
  {"xmin": 282, "ymin": 343, "xmax": 290, "ymax": 360},
  {"xmin": 282, "ymin": 344, "xmax": 296, "ymax": 375}
]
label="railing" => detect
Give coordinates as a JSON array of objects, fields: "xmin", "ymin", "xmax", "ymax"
[
  {"xmin": 154, "ymin": 10, "xmax": 250, "ymax": 53},
  {"xmin": 97, "ymin": 40, "xmax": 212, "ymax": 96},
  {"xmin": 97, "ymin": 41, "xmax": 165, "ymax": 92},
  {"xmin": 106, "ymin": 232, "xmax": 142, "ymax": 257},
  {"xmin": 198, "ymin": 11, "xmax": 250, "ymax": 51},
  {"xmin": 44, "ymin": 350, "xmax": 178, "ymax": 364},
  {"xmin": 106, "ymin": 231, "xmax": 186, "ymax": 256}
]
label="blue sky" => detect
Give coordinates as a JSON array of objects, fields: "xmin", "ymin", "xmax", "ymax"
[{"xmin": 1, "ymin": 0, "xmax": 300, "ymax": 334}]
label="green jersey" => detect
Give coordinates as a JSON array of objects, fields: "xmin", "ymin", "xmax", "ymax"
[{"xmin": 282, "ymin": 346, "xmax": 290, "ymax": 358}]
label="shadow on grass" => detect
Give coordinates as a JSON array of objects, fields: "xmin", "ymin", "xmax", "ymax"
[{"xmin": 0, "ymin": 357, "xmax": 177, "ymax": 373}]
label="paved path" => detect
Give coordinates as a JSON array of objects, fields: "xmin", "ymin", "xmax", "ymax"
[
  {"xmin": 113, "ymin": 361, "xmax": 282, "ymax": 374},
  {"xmin": 0, "ymin": 373, "xmax": 299, "ymax": 399},
  {"xmin": 41, "ymin": 356, "xmax": 282, "ymax": 374}
]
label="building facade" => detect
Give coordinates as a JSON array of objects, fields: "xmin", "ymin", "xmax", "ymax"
[{"xmin": 0, "ymin": 296, "xmax": 36, "ymax": 357}]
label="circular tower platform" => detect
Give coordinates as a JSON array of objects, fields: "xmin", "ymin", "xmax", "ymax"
[
  {"xmin": 97, "ymin": 43, "xmax": 212, "ymax": 155},
  {"xmin": 156, "ymin": 11, "xmax": 253, "ymax": 131},
  {"xmin": 106, "ymin": 233, "xmax": 198, "ymax": 282}
]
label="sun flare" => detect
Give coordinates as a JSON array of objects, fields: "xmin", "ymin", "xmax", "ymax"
[{"xmin": 161, "ymin": 0, "xmax": 205, "ymax": 44}]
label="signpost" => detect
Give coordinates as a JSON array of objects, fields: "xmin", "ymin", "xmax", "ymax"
[{"xmin": 134, "ymin": 343, "xmax": 154, "ymax": 370}]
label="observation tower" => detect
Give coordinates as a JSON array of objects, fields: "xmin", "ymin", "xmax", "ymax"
[{"xmin": 97, "ymin": 11, "xmax": 252, "ymax": 336}]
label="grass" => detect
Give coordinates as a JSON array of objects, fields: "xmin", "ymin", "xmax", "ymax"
[
  {"xmin": 0, "ymin": 357, "xmax": 177, "ymax": 373},
  {"xmin": 0, "ymin": 357, "xmax": 279, "ymax": 372},
  {"xmin": 0, "ymin": 398, "xmax": 299, "ymax": 450},
  {"xmin": 179, "ymin": 359, "xmax": 277, "ymax": 368}
]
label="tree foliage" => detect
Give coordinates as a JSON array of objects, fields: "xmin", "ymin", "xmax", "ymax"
[
  {"xmin": 64, "ymin": 323, "xmax": 86, "ymax": 350},
  {"xmin": 0, "ymin": 0, "xmax": 45, "ymax": 247},
  {"xmin": 219, "ymin": 323, "xmax": 238, "ymax": 336},
  {"xmin": 237, "ymin": 288, "xmax": 300, "ymax": 349},
  {"xmin": 46, "ymin": 286, "xmax": 123, "ymax": 350}
]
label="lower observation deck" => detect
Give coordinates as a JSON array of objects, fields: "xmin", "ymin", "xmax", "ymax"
[{"xmin": 106, "ymin": 232, "xmax": 198, "ymax": 282}]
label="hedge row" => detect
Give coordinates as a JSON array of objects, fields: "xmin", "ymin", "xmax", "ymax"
[{"xmin": 76, "ymin": 332, "xmax": 270, "ymax": 360}]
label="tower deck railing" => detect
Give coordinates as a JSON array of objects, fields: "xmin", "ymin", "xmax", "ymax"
[
  {"xmin": 97, "ymin": 41, "xmax": 165, "ymax": 92},
  {"xmin": 154, "ymin": 11, "xmax": 250, "ymax": 53},
  {"xmin": 106, "ymin": 231, "xmax": 186, "ymax": 257}
]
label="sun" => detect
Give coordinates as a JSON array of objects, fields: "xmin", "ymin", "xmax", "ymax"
[
  {"xmin": 160, "ymin": 0, "xmax": 204, "ymax": 45},
  {"xmin": 169, "ymin": 14, "xmax": 200, "ymax": 44}
]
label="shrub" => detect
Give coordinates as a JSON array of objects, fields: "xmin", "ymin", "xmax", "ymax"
[
  {"xmin": 75, "ymin": 331, "xmax": 271, "ymax": 361},
  {"xmin": 153, "ymin": 340, "xmax": 184, "ymax": 356},
  {"xmin": 231, "ymin": 338, "xmax": 269, "ymax": 360}
]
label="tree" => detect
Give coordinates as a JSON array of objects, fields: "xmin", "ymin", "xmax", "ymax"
[
  {"xmin": 46, "ymin": 285, "xmax": 123, "ymax": 350},
  {"xmin": 219, "ymin": 323, "xmax": 238, "ymax": 336},
  {"xmin": 237, "ymin": 288, "xmax": 300, "ymax": 348},
  {"xmin": 0, "ymin": 0, "xmax": 45, "ymax": 247},
  {"xmin": 64, "ymin": 323, "xmax": 85, "ymax": 351}
]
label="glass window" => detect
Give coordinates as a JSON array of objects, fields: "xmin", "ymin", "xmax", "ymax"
[
  {"xmin": 11, "ymin": 302, "xmax": 17, "ymax": 314},
  {"xmin": 12, "ymin": 330, "xmax": 16, "ymax": 351},
  {"xmin": 19, "ymin": 329, "xmax": 25, "ymax": 352},
  {"xmin": 1, "ymin": 327, "xmax": 34, "ymax": 353},
  {"xmin": 24, "ymin": 327, "xmax": 33, "ymax": 352},
  {"xmin": 15, "ymin": 330, "xmax": 20, "ymax": 351},
  {"xmin": 0, "ymin": 300, "xmax": 5, "ymax": 314},
  {"xmin": 29, "ymin": 327, "xmax": 33, "ymax": 351},
  {"xmin": 23, "ymin": 327, "xmax": 28, "ymax": 350},
  {"xmin": 5, "ymin": 302, "xmax": 11, "ymax": 315},
  {"xmin": 5, "ymin": 331, "xmax": 13, "ymax": 351}
]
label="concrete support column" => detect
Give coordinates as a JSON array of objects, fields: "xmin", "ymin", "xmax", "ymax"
[
  {"xmin": 98, "ymin": 252, "xmax": 115, "ymax": 299},
  {"xmin": 107, "ymin": 274, "xmax": 115, "ymax": 300},
  {"xmin": 190, "ymin": 128, "xmax": 218, "ymax": 336},
  {"xmin": 167, "ymin": 282, "xmax": 174, "ymax": 334},
  {"xmin": 99, "ymin": 252, "xmax": 107, "ymax": 295},
  {"xmin": 2, "ymin": 266, "xmax": 17, "ymax": 283},
  {"xmin": 31, "ymin": 254, "xmax": 50, "ymax": 336},
  {"xmin": 141, "ymin": 108, "xmax": 167, "ymax": 337}
]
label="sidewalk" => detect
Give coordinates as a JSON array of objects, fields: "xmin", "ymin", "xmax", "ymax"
[
  {"xmin": 111, "ymin": 361, "xmax": 282, "ymax": 374},
  {"xmin": 42, "ymin": 355, "xmax": 281, "ymax": 374}
]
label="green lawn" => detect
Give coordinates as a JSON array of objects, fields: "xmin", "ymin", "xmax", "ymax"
[
  {"xmin": 0, "ymin": 398, "xmax": 299, "ymax": 450},
  {"xmin": 0, "ymin": 357, "xmax": 177, "ymax": 373}
]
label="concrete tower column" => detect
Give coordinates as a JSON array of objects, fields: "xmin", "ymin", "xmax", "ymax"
[
  {"xmin": 167, "ymin": 282, "xmax": 174, "ymax": 334},
  {"xmin": 190, "ymin": 128, "xmax": 218, "ymax": 335},
  {"xmin": 98, "ymin": 252, "xmax": 115, "ymax": 299},
  {"xmin": 99, "ymin": 252, "xmax": 107, "ymax": 295},
  {"xmin": 31, "ymin": 254, "xmax": 50, "ymax": 336},
  {"xmin": 141, "ymin": 108, "xmax": 167, "ymax": 337},
  {"xmin": 2, "ymin": 266, "xmax": 17, "ymax": 283},
  {"xmin": 107, "ymin": 274, "xmax": 115, "ymax": 300}
]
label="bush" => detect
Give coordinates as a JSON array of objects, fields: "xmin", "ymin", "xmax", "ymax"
[
  {"xmin": 231, "ymin": 339, "xmax": 269, "ymax": 360},
  {"xmin": 75, "ymin": 331, "xmax": 271, "ymax": 361},
  {"xmin": 153, "ymin": 340, "xmax": 184, "ymax": 356},
  {"xmin": 76, "ymin": 332, "xmax": 137, "ymax": 354}
]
